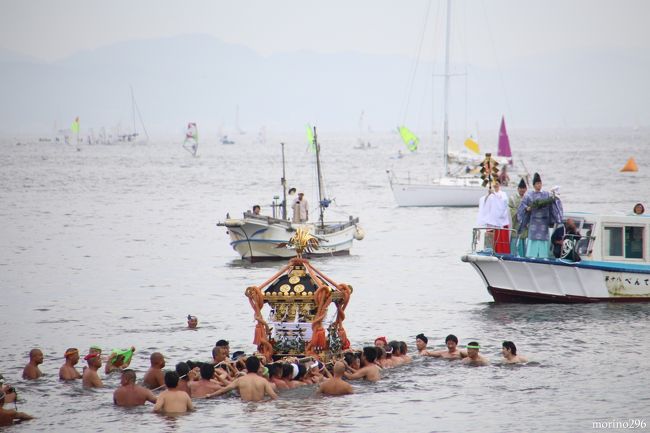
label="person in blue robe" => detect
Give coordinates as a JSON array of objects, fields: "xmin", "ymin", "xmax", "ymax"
[{"xmin": 517, "ymin": 173, "xmax": 563, "ymax": 258}]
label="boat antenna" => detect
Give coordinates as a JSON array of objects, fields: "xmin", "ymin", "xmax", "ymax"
[
  {"xmin": 313, "ymin": 126, "xmax": 325, "ymax": 229},
  {"xmin": 281, "ymin": 142, "xmax": 287, "ymax": 220}
]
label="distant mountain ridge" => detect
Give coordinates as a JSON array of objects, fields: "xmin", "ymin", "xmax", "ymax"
[{"xmin": 0, "ymin": 33, "xmax": 648, "ymax": 136}]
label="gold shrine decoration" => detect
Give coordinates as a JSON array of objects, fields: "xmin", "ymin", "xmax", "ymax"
[
  {"xmin": 288, "ymin": 226, "xmax": 320, "ymax": 258},
  {"xmin": 480, "ymin": 153, "xmax": 499, "ymax": 188}
]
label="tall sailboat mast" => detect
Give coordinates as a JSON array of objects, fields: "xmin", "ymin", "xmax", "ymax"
[
  {"xmin": 313, "ymin": 126, "xmax": 325, "ymax": 229},
  {"xmin": 130, "ymin": 85, "xmax": 137, "ymax": 135},
  {"xmin": 442, "ymin": 0, "xmax": 452, "ymax": 176},
  {"xmin": 281, "ymin": 142, "xmax": 288, "ymax": 220}
]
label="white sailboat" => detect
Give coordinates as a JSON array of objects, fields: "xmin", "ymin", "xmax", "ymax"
[
  {"xmin": 217, "ymin": 131, "xmax": 364, "ymax": 261},
  {"xmin": 388, "ymin": 0, "xmax": 514, "ymax": 207},
  {"xmin": 117, "ymin": 86, "xmax": 149, "ymax": 143}
]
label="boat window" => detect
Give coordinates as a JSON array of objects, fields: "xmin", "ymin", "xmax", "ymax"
[
  {"xmin": 604, "ymin": 226, "xmax": 623, "ymax": 256},
  {"xmin": 576, "ymin": 222, "xmax": 593, "ymax": 255},
  {"xmin": 625, "ymin": 226, "xmax": 644, "ymax": 259}
]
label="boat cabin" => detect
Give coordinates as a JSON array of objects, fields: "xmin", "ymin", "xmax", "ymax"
[{"xmin": 562, "ymin": 212, "xmax": 648, "ymax": 263}]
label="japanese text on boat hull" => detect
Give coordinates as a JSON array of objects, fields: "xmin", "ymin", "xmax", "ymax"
[{"xmin": 605, "ymin": 272, "xmax": 650, "ymax": 297}]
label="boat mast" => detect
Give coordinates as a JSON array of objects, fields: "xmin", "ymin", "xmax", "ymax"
[
  {"xmin": 313, "ymin": 126, "xmax": 325, "ymax": 229},
  {"xmin": 130, "ymin": 85, "xmax": 136, "ymax": 136},
  {"xmin": 442, "ymin": 0, "xmax": 451, "ymax": 176},
  {"xmin": 281, "ymin": 142, "xmax": 288, "ymax": 220}
]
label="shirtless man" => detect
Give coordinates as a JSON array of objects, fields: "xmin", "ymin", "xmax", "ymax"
[
  {"xmin": 207, "ymin": 356, "xmax": 277, "ymax": 402},
  {"xmin": 319, "ymin": 362, "xmax": 353, "ymax": 396},
  {"xmin": 387, "ymin": 341, "xmax": 404, "ymax": 366},
  {"xmin": 268, "ymin": 363, "xmax": 289, "ymax": 390},
  {"xmin": 113, "ymin": 369, "xmax": 157, "ymax": 407},
  {"xmin": 399, "ymin": 341, "xmax": 412, "ymax": 364},
  {"xmin": 344, "ymin": 347, "xmax": 381, "ymax": 382},
  {"xmin": 59, "ymin": 348, "xmax": 82, "ymax": 380},
  {"xmin": 215, "ymin": 339, "xmax": 230, "ymax": 358},
  {"xmin": 501, "ymin": 341, "xmax": 528, "ymax": 364},
  {"xmin": 153, "ymin": 372, "xmax": 194, "ymax": 414},
  {"xmin": 415, "ymin": 334, "xmax": 431, "ymax": 355},
  {"xmin": 175, "ymin": 362, "xmax": 192, "ymax": 395},
  {"xmin": 425, "ymin": 334, "xmax": 468, "ymax": 360},
  {"xmin": 0, "ymin": 391, "xmax": 33, "ymax": 427},
  {"xmin": 22, "ymin": 349, "xmax": 43, "ymax": 380},
  {"xmin": 82, "ymin": 353, "xmax": 103, "ymax": 388},
  {"xmin": 189, "ymin": 363, "xmax": 222, "ymax": 398},
  {"xmin": 143, "ymin": 352, "xmax": 165, "ymax": 389},
  {"xmin": 462, "ymin": 342, "xmax": 489, "ymax": 366},
  {"xmin": 374, "ymin": 336, "xmax": 388, "ymax": 349}
]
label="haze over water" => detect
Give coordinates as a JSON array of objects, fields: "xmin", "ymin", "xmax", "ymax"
[{"xmin": 1, "ymin": 129, "xmax": 649, "ymax": 432}]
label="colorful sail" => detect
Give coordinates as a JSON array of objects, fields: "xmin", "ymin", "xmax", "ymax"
[
  {"xmin": 464, "ymin": 137, "xmax": 480, "ymax": 154},
  {"xmin": 183, "ymin": 122, "xmax": 199, "ymax": 156},
  {"xmin": 306, "ymin": 124, "xmax": 316, "ymax": 152},
  {"xmin": 71, "ymin": 117, "xmax": 80, "ymax": 134},
  {"xmin": 397, "ymin": 126, "xmax": 419, "ymax": 152},
  {"xmin": 497, "ymin": 116, "xmax": 512, "ymax": 159}
]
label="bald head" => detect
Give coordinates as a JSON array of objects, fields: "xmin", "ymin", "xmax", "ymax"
[
  {"xmin": 121, "ymin": 369, "xmax": 136, "ymax": 384},
  {"xmin": 150, "ymin": 352, "xmax": 164, "ymax": 367},
  {"xmin": 333, "ymin": 361, "xmax": 346, "ymax": 376}
]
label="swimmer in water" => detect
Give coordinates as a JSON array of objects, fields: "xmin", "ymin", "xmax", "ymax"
[
  {"xmin": 462, "ymin": 342, "xmax": 489, "ymax": 366},
  {"xmin": 153, "ymin": 372, "xmax": 194, "ymax": 414},
  {"xmin": 189, "ymin": 363, "xmax": 222, "ymax": 398},
  {"xmin": 82, "ymin": 353, "xmax": 103, "ymax": 388},
  {"xmin": 501, "ymin": 341, "xmax": 528, "ymax": 364},
  {"xmin": 0, "ymin": 390, "xmax": 33, "ymax": 427},
  {"xmin": 424, "ymin": 334, "xmax": 468, "ymax": 359},
  {"xmin": 187, "ymin": 315, "xmax": 198, "ymax": 329},
  {"xmin": 344, "ymin": 347, "xmax": 381, "ymax": 382},
  {"xmin": 113, "ymin": 369, "xmax": 157, "ymax": 407},
  {"xmin": 143, "ymin": 352, "xmax": 166, "ymax": 389},
  {"xmin": 22, "ymin": 348, "xmax": 43, "ymax": 380},
  {"xmin": 59, "ymin": 348, "xmax": 82, "ymax": 380},
  {"xmin": 206, "ymin": 356, "xmax": 277, "ymax": 402},
  {"xmin": 318, "ymin": 361, "xmax": 353, "ymax": 396}
]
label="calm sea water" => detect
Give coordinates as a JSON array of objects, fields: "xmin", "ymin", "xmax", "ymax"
[{"xmin": 1, "ymin": 129, "xmax": 649, "ymax": 432}]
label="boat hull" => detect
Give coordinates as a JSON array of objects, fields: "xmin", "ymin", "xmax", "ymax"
[
  {"xmin": 390, "ymin": 181, "xmax": 516, "ymax": 207},
  {"xmin": 219, "ymin": 216, "xmax": 360, "ymax": 261},
  {"xmin": 461, "ymin": 253, "xmax": 650, "ymax": 303}
]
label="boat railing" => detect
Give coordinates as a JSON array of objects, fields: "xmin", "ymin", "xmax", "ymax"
[{"xmin": 471, "ymin": 226, "xmax": 518, "ymax": 254}]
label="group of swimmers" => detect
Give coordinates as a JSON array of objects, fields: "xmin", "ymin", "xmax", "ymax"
[{"xmin": 1, "ymin": 322, "xmax": 528, "ymax": 424}]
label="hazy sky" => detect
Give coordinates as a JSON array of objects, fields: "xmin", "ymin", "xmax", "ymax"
[{"xmin": 3, "ymin": 0, "xmax": 649, "ymax": 64}]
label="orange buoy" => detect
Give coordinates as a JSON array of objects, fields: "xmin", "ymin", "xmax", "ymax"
[{"xmin": 620, "ymin": 157, "xmax": 638, "ymax": 172}]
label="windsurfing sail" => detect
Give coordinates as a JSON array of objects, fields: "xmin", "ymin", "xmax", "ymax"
[
  {"xmin": 183, "ymin": 122, "xmax": 199, "ymax": 156},
  {"xmin": 497, "ymin": 116, "xmax": 512, "ymax": 161},
  {"xmin": 397, "ymin": 126, "xmax": 419, "ymax": 152},
  {"xmin": 70, "ymin": 117, "xmax": 80, "ymax": 145},
  {"xmin": 306, "ymin": 124, "xmax": 316, "ymax": 152},
  {"xmin": 464, "ymin": 137, "xmax": 480, "ymax": 154}
]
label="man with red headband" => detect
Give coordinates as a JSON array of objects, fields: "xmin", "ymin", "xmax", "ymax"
[
  {"xmin": 82, "ymin": 352, "xmax": 103, "ymax": 388},
  {"xmin": 374, "ymin": 337, "xmax": 388, "ymax": 348},
  {"xmin": 59, "ymin": 348, "xmax": 82, "ymax": 380}
]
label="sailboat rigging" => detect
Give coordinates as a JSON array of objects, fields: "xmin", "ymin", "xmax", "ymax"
[{"xmin": 388, "ymin": 0, "xmax": 522, "ymax": 207}]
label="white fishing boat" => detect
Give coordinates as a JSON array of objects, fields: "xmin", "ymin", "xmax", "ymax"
[
  {"xmin": 461, "ymin": 211, "xmax": 650, "ymax": 302},
  {"xmin": 217, "ymin": 131, "xmax": 364, "ymax": 261},
  {"xmin": 388, "ymin": 0, "xmax": 523, "ymax": 207}
]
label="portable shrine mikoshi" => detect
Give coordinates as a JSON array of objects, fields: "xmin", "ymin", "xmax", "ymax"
[{"xmin": 244, "ymin": 227, "xmax": 353, "ymax": 362}]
